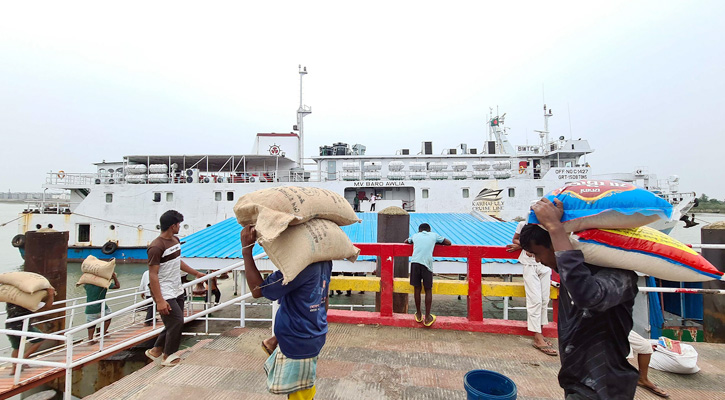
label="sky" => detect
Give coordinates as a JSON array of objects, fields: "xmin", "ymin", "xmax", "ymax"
[{"xmin": 1, "ymin": 1, "xmax": 724, "ymax": 199}]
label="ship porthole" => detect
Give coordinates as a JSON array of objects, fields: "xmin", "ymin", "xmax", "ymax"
[
  {"xmin": 183, "ymin": 224, "xmax": 189, "ymax": 230},
  {"xmin": 206, "ymin": 224, "xmax": 211, "ymax": 227},
  {"xmin": 47, "ymin": 224, "xmax": 53, "ymax": 229},
  {"xmin": 110, "ymin": 225, "xmax": 115, "ymax": 230},
  {"xmin": 156, "ymin": 225, "xmax": 161, "ymax": 230},
  {"xmin": 36, "ymin": 224, "xmax": 42, "ymax": 229}
]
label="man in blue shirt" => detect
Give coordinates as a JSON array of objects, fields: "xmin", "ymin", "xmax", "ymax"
[
  {"xmin": 242, "ymin": 226, "xmax": 332, "ymax": 400},
  {"xmin": 405, "ymin": 223, "xmax": 451, "ymax": 327}
]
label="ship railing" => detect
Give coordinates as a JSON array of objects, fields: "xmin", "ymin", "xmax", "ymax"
[
  {"xmin": 45, "ymin": 172, "xmax": 98, "ymax": 186},
  {"xmin": 22, "ymin": 200, "xmax": 80, "ymax": 215}
]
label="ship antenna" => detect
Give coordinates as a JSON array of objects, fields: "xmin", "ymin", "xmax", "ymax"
[{"xmin": 297, "ymin": 65, "xmax": 312, "ymax": 166}]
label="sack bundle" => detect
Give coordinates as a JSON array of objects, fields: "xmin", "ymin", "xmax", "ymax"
[
  {"xmin": 236, "ymin": 187, "xmax": 360, "ymax": 284},
  {"xmin": 570, "ymin": 226, "xmax": 722, "ymax": 282},
  {"xmin": 528, "ymin": 180, "xmax": 672, "ymax": 232},
  {"xmin": 77, "ymin": 255, "xmax": 116, "ymax": 287},
  {"xmin": 259, "ymin": 219, "xmax": 360, "ymax": 284},
  {"xmin": 0, "ymin": 272, "xmax": 52, "ymax": 311},
  {"xmin": 233, "ymin": 187, "xmax": 360, "ymax": 242},
  {"xmin": 649, "ymin": 337, "xmax": 700, "ymax": 374}
]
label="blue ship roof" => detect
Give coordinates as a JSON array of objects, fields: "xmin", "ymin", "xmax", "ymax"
[{"xmin": 181, "ymin": 213, "xmax": 520, "ymax": 264}]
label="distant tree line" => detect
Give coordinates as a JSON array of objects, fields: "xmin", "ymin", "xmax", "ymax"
[{"xmin": 694, "ymin": 194, "xmax": 725, "ymax": 212}]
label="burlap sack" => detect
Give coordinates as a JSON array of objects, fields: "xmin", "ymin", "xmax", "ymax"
[
  {"xmin": 0, "ymin": 272, "xmax": 52, "ymax": 294},
  {"xmin": 0, "ymin": 285, "xmax": 48, "ymax": 311},
  {"xmin": 81, "ymin": 255, "xmax": 116, "ymax": 280},
  {"xmin": 76, "ymin": 273, "xmax": 111, "ymax": 288},
  {"xmin": 259, "ymin": 218, "xmax": 360, "ymax": 284},
  {"xmin": 234, "ymin": 187, "xmax": 359, "ymax": 242}
]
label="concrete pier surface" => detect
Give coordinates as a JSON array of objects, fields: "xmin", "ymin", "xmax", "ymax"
[{"xmin": 87, "ymin": 324, "xmax": 725, "ymax": 400}]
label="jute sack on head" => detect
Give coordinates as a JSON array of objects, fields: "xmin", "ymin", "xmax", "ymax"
[
  {"xmin": 528, "ymin": 180, "xmax": 673, "ymax": 232},
  {"xmin": 0, "ymin": 285, "xmax": 48, "ymax": 311},
  {"xmin": 258, "ymin": 218, "xmax": 360, "ymax": 284},
  {"xmin": 81, "ymin": 255, "xmax": 116, "ymax": 280},
  {"xmin": 76, "ymin": 273, "xmax": 112, "ymax": 288},
  {"xmin": 570, "ymin": 226, "xmax": 723, "ymax": 282},
  {"xmin": 234, "ymin": 187, "xmax": 359, "ymax": 242},
  {"xmin": 0, "ymin": 272, "xmax": 52, "ymax": 294}
]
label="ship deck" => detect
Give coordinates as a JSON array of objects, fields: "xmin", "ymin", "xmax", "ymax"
[{"xmin": 87, "ymin": 324, "xmax": 725, "ymax": 400}]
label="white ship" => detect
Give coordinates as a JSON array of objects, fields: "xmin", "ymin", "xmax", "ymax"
[{"xmin": 13, "ymin": 67, "xmax": 696, "ymax": 261}]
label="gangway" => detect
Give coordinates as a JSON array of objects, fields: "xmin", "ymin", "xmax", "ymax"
[{"xmin": 0, "ymin": 253, "xmax": 266, "ymax": 400}]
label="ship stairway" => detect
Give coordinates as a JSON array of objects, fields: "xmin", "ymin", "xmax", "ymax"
[{"xmin": 0, "ymin": 254, "xmax": 265, "ymax": 400}]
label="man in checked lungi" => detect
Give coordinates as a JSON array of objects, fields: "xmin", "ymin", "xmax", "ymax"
[{"xmin": 241, "ymin": 226, "xmax": 332, "ymax": 400}]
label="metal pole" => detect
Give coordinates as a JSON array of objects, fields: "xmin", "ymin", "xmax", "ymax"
[
  {"xmin": 271, "ymin": 300, "xmax": 279, "ymax": 333},
  {"xmin": 13, "ymin": 319, "xmax": 30, "ymax": 385},
  {"xmin": 64, "ymin": 334, "xmax": 73, "ymax": 400},
  {"xmin": 240, "ymin": 273, "xmax": 246, "ymax": 328}
]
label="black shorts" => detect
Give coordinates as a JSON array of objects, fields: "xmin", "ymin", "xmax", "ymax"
[{"xmin": 410, "ymin": 263, "xmax": 433, "ymax": 289}]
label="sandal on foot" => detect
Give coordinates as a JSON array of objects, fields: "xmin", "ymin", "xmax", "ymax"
[
  {"xmin": 161, "ymin": 354, "xmax": 181, "ymax": 367},
  {"xmin": 414, "ymin": 313, "xmax": 423, "ymax": 323},
  {"xmin": 533, "ymin": 343, "xmax": 558, "ymax": 356},
  {"xmin": 638, "ymin": 383, "xmax": 669, "ymax": 398},
  {"xmin": 423, "ymin": 314, "xmax": 437, "ymax": 327},
  {"xmin": 145, "ymin": 349, "xmax": 162, "ymax": 365}
]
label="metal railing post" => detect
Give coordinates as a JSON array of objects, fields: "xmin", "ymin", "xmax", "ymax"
[
  {"xmin": 271, "ymin": 300, "xmax": 279, "ymax": 332},
  {"xmin": 13, "ymin": 319, "xmax": 30, "ymax": 385},
  {"xmin": 467, "ymin": 248, "xmax": 484, "ymax": 322},
  {"xmin": 99, "ymin": 300, "xmax": 106, "ymax": 349},
  {"xmin": 64, "ymin": 333, "xmax": 73, "ymax": 400},
  {"xmin": 67, "ymin": 299, "xmax": 77, "ymax": 331},
  {"xmin": 240, "ymin": 273, "xmax": 246, "ymax": 328},
  {"xmin": 380, "ymin": 245, "xmax": 394, "ymax": 317}
]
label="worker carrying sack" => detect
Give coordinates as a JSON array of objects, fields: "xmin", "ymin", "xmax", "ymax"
[
  {"xmin": 570, "ymin": 226, "xmax": 722, "ymax": 282},
  {"xmin": 0, "ymin": 285, "xmax": 49, "ymax": 311},
  {"xmin": 528, "ymin": 180, "xmax": 672, "ymax": 232},
  {"xmin": 0, "ymin": 272, "xmax": 52, "ymax": 294},
  {"xmin": 258, "ymin": 218, "xmax": 360, "ymax": 284},
  {"xmin": 77, "ymin": 273, "xmax": 112, "ymax": 288},
  {"xmin": 234, "ymin": 187, "xmax": 359, "ymax": 242},
  {"xmin": 81, "ymin": 255, "xmax": 116, "ymax": 280}
]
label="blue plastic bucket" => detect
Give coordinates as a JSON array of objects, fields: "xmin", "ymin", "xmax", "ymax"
[{"xmin": 464, "ymin": 369, "xmax": 517, "ymax": 400}]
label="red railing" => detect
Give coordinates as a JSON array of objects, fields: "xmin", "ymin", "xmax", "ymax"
[{"xmin": 327, "ymin": 243, "xmax": 558, "ymax": 337}]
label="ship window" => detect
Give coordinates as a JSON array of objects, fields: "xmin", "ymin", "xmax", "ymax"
[
  {"xmin": 153, "ymin": 192, "xmax": 161, "ymax": 202},
  {"xmin": 215, "ymin": 192, "xmax": 222, "ymax": 201},
  {"xmin": 508, "ymin": 188, "xmax": 515, "ymax": 197},
  {"xmin": 462, "ymin": 188, "xmax": 469, "ymax": 198},
  {"xmin": 227, "ymin": 191, "xmax": 234, "ymax": 201},
  {"xmin": 105, "ymin": 193, "xmax": 113, "ymax": 203},
  {"xmin": 537, "ymin": 187, "xmax": 544, "ymax": 197},
  {"xmin": 166, "ymin": 193, "xmax": 173, "ymax": 202},
  {"xmin": 422, "ymin": 189, "xmax": 429, "ymax": 199},
  {"xmin": 77, "ymin": 224, "xmax": 90, "ymax": 242}
]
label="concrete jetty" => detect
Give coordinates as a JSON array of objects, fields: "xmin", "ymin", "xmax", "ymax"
[{"xmin": 87, "ymin": 324, "xmax": 725, "ymax": 400}]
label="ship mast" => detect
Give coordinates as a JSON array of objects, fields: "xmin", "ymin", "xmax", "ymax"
[
  {"xmin": 534, "ymin": 104, "xmax": 553, "ymax": 154},
  {"xmin": 296, "ymin": 65, "xmax": 312, "ymax": 166}
]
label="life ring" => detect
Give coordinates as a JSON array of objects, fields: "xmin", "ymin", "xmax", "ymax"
[
  {"xmin": 216, "ymin": 176, "xmax": 225, "ymax": 183},
  {"xmin": 249, "ymin": 176, "xmax": 256, "ymax": 183},
  {"xmin": 11, "ymin": 234, "xmax": 25, "ymax": 248},
  {"xmin": 57, "ymin": 170, "xmax": 66, "ymax": 179},
  {"xmin": 101, "ymin": 241, "xmax": 118, "ymax": 255}
]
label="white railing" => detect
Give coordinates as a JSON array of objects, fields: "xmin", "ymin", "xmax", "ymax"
[{"xmin": 0, "ymin": 253, "xmax": 268, "ymax": 400}]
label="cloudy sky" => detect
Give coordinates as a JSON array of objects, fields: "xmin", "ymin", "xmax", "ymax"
[{"xmin": 1, "ymin": 1, "xmax": 723, "ymax": 199}]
